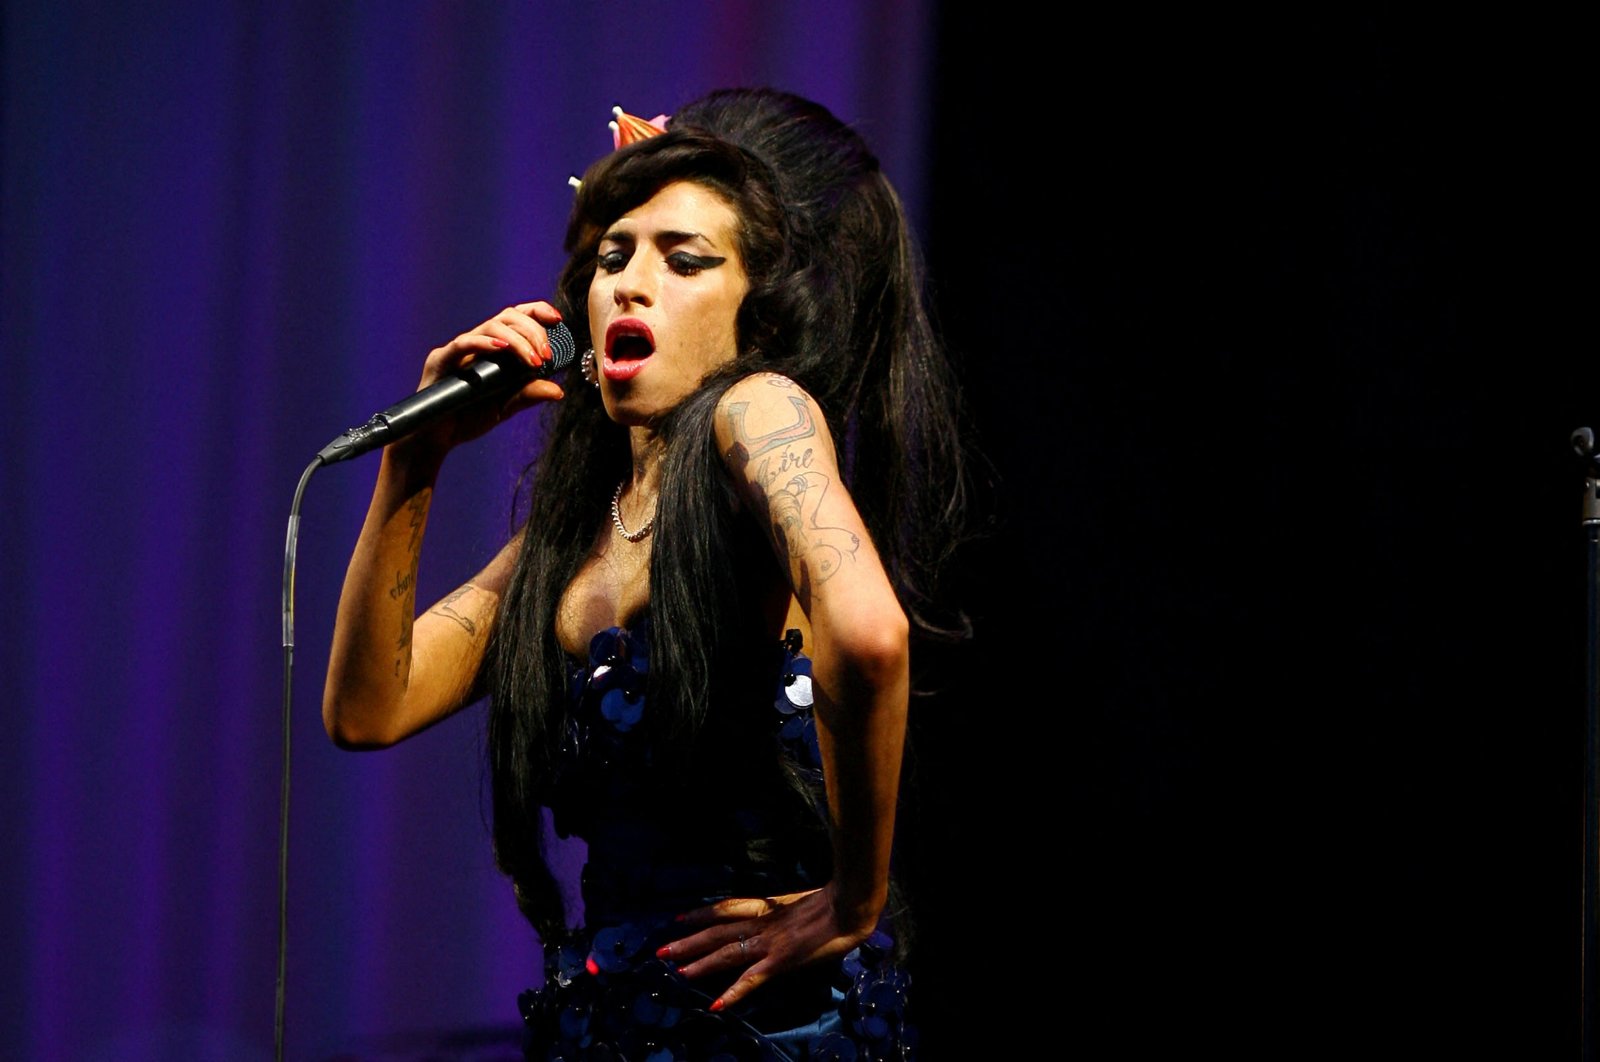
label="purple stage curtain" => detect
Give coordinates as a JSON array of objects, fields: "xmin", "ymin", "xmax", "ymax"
[{"xmin": 0, "ymin": 2, "xmax": 932, "ymax": 1058}]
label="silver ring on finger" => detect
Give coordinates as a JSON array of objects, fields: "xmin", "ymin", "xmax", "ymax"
[{"xmin": 738, "ymin": 933, "xmax": 747, "ymax": 955}]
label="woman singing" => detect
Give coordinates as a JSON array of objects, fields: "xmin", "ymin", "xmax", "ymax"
[{"xmin": 323, "ymin": 87, "xmax": 968, "ymax": 1060}]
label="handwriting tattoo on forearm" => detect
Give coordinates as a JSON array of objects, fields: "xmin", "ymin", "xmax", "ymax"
[
  {"xmin": 405, "ymin": 491, "xmax": 428, "ymax": 553},
  {"xmin": 394, "ymin": 574, "xmax": 414, "ymax": 683},
  {"xmin": 395, "ymin": 492, "xmax": 428, "ymax": 681}
]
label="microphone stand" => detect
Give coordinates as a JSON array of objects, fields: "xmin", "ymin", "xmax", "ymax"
[{"xmin": 1576, "ymin": 426, "xmax": 1600, "ymax": 1062}]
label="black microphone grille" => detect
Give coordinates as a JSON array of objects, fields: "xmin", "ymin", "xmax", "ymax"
[{"xmin": 547, "ymin": 321, "xmax": 578, "ymax": 369}]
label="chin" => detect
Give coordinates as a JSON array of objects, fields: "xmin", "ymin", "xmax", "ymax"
[{"xmin": 600, "ymin": 388, "xmax": 661, "ymax": 428}]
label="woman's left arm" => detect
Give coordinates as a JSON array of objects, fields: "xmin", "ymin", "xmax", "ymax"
[{"xmin": 666, "ymin": 373, "xmax": 909, "ymax": 1009}]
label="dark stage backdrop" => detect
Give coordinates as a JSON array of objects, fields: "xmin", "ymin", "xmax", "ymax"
[
  {"xmin": 3, "ymin": 5, "xmax": 1593, "ymax": 1061},
  {"xmin": 915, "ymin": 10, "xmax": 1594, "ymax": 1059}
]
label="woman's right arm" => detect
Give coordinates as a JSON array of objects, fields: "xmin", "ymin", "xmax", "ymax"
[{"xmin": 321, "ymin": 301, "xmax": 565, "ymax": 749}]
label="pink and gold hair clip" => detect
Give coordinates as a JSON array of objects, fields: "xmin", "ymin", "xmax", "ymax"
[
  {"xmin": 610, "ymin": 105, "xmax": 669, "ymax": 148},
  {"xmin": 570, "ymin": 105, "xmax": 670, "ymax": 190}
]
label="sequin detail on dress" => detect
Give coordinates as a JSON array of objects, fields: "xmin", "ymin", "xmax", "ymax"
[{"xmin": 517, "ymin": 621, "xmax": 916, "ymax": 1061}]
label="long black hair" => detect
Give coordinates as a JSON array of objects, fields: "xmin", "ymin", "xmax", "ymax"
[{"xmin": 485, "ymin": 88, "xmax": 970, "ymax": 942}]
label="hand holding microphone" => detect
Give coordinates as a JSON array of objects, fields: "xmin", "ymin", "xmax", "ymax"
[{"xmin": 317, "ymin": 303, "xmax": 577, "ymax": 465}]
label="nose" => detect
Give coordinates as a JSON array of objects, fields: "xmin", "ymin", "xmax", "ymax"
[{"xmin": 612, "ymin": 252, "xmax": 656, "ymax": 309}]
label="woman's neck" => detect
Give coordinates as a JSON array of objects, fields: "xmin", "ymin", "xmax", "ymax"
[{"xmin": 622, "ymin": 427, "xmax": 664, "ymax": 505}]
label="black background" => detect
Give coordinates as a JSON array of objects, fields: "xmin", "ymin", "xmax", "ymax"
[{"xmin": 899, "ymin": 11, "xmax": 1593, "ymax": 1058}]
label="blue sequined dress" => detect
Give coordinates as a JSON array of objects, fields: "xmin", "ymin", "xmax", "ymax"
[{"xmin": 516, "ymin": 617, "xmax": 916, "ymax": 1061}]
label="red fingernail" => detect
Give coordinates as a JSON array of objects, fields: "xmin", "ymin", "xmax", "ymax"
[
  {"xmin": 489, "ymin": 339, "xmax": 509, "ymax": 348},
  {"xmin": 709, "ymin": 999, "xmax": 725, "ymax": 1012},
  {"xmin": 584, "ymin": 957, "xmax": 599, "ymax": 976},
  {"xmin": 655, "ymin": 945, "xmax": 671, "ymax": 959}
]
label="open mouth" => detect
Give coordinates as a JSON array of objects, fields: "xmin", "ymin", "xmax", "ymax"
[
  {"xmin": 602, "ymin": 319, "xmax": 656, "ymax": 382},
  {"xmin": 609, "ymin": 334, "xmax": 653, "ymax": 361},
  {"xmin": 605, "ymin": 320, "xmax": 656, "ymax": 360}
]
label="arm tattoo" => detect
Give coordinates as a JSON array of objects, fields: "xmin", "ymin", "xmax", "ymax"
[
  {"xmin": 769, "ymin": 471, "xmax": 860, "ymax": 593},
  {"xmin": 429, "ymin": 584, "xmax": 480, "ymax": 637},
  {"xmin": 394, "ymin": 492, "xmax": 428, "ymax": 681},
  {"xmin": 393, "ymin": 573, "xmax": 415, "ymax": 683},
  {"xmin": 725, "ymin": 396, "xmax": 859, "ymax": 596},
  {"xmin": 724, "ymin": 396, "xmax": 814, "ymax": 458},
  {"xmin": 405, "ymin": 492, "xmax": 428, "ymax": 552}
]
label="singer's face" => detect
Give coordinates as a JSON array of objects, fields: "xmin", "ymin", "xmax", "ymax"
[{"xmin": 588, "ymin": 180, "xmax": 748, "ymax": 425}]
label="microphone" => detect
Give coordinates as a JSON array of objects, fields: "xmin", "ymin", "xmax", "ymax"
[{"xmin": 316, "ymin": 322, "xmax": 577, "ymax": 464}]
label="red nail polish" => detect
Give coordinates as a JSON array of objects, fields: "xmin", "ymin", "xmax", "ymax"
[
  {"xmin": 489, "ymin": 339, "xmax": 509, "ymax": 348},
  {"xmin": 584, "ymin": 957, "xmax": 599, "ymax": 976},
  {"xmin": 655, "ymin": 945, "xmax": 671, "ymax": 959},
  {"xmin": 709, "ymin": 999, "xmax": 725, "ymax": 1012}
]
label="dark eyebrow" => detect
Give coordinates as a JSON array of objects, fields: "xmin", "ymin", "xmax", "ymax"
[
  {"xmin": 656, "ymin": 229, "xmax": 716, "ymax": 248},
  {"xmin": 599, "ymin": 226, "xmax": 722, "ymax": 249}
]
